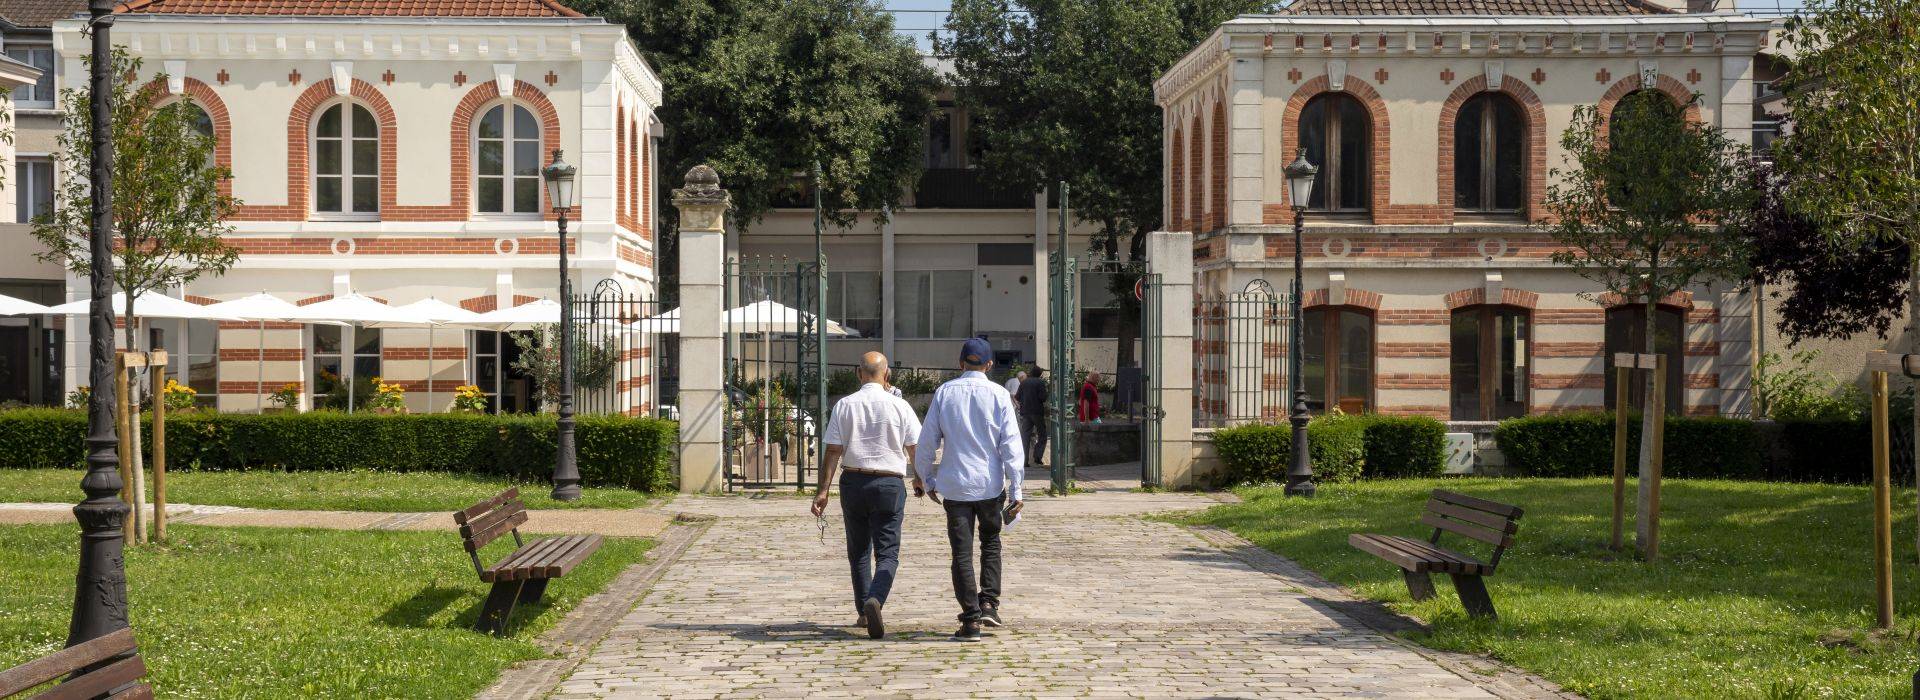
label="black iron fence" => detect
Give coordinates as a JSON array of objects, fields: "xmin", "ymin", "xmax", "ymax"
[
  {"xmin": 1194, "ymin": 288, "xmax": 1290, "ymax": 428},
  {"xmin": 568, "ymin": 283, "xmax": 676, "ymax": 418}
]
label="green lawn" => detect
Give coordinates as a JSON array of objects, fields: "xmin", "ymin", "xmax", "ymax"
[
  {"xmin": 0, "ymin": 523, "xmax": 650, "ymax": 698},
  {"xmin": 0, "ymin": 468, "xmax": 659, "ymax": 512},
  {"xmin": 1187, "ymin": 478, "xmax": 1920, "ymax": 699}
]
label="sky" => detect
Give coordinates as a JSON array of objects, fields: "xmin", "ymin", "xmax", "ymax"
[{"xmin": 881, "ymin": 0, "xmax": 1809, "ymax": 52}]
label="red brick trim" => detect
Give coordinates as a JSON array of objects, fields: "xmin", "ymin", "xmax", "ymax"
[
  {"xmin": 448, "ymin": 80, "xmax": 564, "ymax": 221},
  {"xmin": 1276, "ymin": 75, "xmax": 1391, "ymax": 223},
  {"xmin": 182, "ymin": 294, "xmax": 219, "ymax": 305},
  {"xmin": 1684, "ymin": 373, "xmax": 1719, "ymax": 389},
  {"xmin": 1378, "ymin": 373, "xmax": 1447, "ymax": 390},
  {"xmin": 1170, "ymin": 126, "xmax": 1186, "ymax": 231},
  {"xmin": 459, "ymin": 295, "xmax": 497, "ymax": 313},
  {"xmin": 1533, "ymin": 341, "xmax": 1605, "ymax": 357},
  {"xmin": 1435, "ymin": 76, "xmax": 1548, "ymax": 223},
  {"xmin": 1300, "ymin": 288, "xmax": 1381, "ymax": 310},
  {"xmin": 226, "ymin": 237, "xmax": 575, "ymax": 255},
  {"xmin": 1264, "ymin": 233, "xmax": 1572, "ymax": 260},
  {"xmin": 1535, "ymin": 308, "xmax": 1606, "ymax": 324},
  {"xmin": 1595, "ymin": 73, "xmax": 1704, "ymax": 145},
  {"xmin": 1443, "ymin": 286, "xmax": 1540, "ymax": 310},
  {"xmin": 1209, "ymin": 99, "xmax": 1227, "ymax": 232},
  {"xmin": 218, "ymin": 348, "xmax": 305, "ymax": 361},
  {"xmin": 146, "ymin": 76, "xmax": 233, "ymax": 201},
  {"xmin": 1596, "ymin": 290, "xmax": 1694, "ymax": 310},
  {"xmin": 1684, "ymin": 405, "xmax": 1720, "ymax": 417},
  {"xmin": 218, "ymin": 321, "xmax": 303, "ymax": 330},
  {"xmin": 1378, "ymin": 342, "xmax": 1448, "ymax": 358},
  {"xmin": 381, "ymin": 347, "xmax": 469, "ymax": 360},
  {"xmin": 1534, "ymin": 373, "xmax": 1605, "ymax": 389},
  {"xmin": 1378, "ymin": 406, "xmax": 1449, "ymax": 418},
  {"xmin": 1378, "ymin": 309, "xmax": 1448, "ymax": 325},
  {"xmin": 295, "ymin": 294, "xmax": 333, "ymax": 306},
  {"xmin": 1685, "ymin": 341, "xmax": 1720, "ymax": 356}
]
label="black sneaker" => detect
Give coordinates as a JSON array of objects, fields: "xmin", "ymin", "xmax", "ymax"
[
  {"xmin": 855, "ymin": 614, "xmax": 868, "ymax": 628},
  {"xmin": 980, "ymin": 605, "xmax": 1004, "ymax": 628},
  {"xmin": 951, "ymin": 621, "xmax": 983, "ymax": 642},
  {"xmin": 863, "ymin": 598, "xmax": 885, "ymax": 640}
]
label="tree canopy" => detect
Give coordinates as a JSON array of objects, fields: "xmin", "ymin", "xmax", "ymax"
[{"xmin": 938, "ymin": 0, "xmax": 1279, "ymax": 260}]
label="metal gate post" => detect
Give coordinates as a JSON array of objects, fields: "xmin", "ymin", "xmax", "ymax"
[{"xmin": 1048, "ymin": 183, "xmax": 1074, "ymax": 495}]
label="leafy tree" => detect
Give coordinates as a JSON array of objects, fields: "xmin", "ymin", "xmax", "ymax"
[
  {"xmin": 32, "ymin": 50, "xmax": 239, "ymax": 352},
  {"xmin": 564, "ymin": 0, "xmax": 937, "ymax": 301},
  {"xmin": 1771, "ymin": 0, "xmax": 1920, "ymax": 557},
  {"xmin": 1542, "ymin": 90, "xmax": 1757, "ymax": 559},
  {"xmin": 1747, "ymin": 161, "xmax": 1910, "ymax": 344}
]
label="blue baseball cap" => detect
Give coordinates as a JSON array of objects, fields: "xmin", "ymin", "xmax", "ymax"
[{"xmin": 960, "ymin": 338, "xmax": 993, "ymax": 365}]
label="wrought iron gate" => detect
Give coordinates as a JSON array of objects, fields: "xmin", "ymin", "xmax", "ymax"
[
  {"xmin": 567, "ymin": 280, "xmax": 676, "ymax": 417},
  {"xmin": 1193, "ymin": 280, "xmax": 1290, "ymax": 427},
  {"xmin": 723, "ymin": 256, "xmax": 827, "ymax": 490},
  {"xmin": 1137, "ymin": 271, "xmax": 1165, "ymax": 488}
]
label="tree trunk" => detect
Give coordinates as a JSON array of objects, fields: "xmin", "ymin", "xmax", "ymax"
[
  {"xmin": 1636, "ymin": 290, "xmax": 1658, "ymax": 560},
  {"xmin": 1909, "ymin": 254, "xmax": 1919, "ymax": 564},
  {"xmin": 122, "ymin": 294, "xmax": 146, "ymax": 543}
]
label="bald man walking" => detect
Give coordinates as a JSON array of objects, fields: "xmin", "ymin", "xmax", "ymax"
[{"xmin": 812, "ymin": 351, "xmax": 922, "ymax": 639}]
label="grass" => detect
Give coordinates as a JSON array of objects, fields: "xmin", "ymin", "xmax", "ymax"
[
  {"xmin": 0, "ymin": 469, "xmax": 660, "ymax": 512},
  {"xmin": 1186, "ymin": 478, "xmax": 1920, "ymax": 700},
  {"xmin": 0, "ymin": 523, "xmax": 651, "ymax": 698}
]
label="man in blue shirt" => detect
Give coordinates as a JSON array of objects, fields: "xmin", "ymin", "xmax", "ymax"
[{"xmin": 914, "ymin": 338, "xmax": 1026, "ymax": 641}]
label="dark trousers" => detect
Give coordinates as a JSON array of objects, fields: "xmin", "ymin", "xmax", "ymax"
[
  {"xmin": 1020, "ymin": 412, "xmax": 1048, "ymax": 463},
  {"xmin": 943, "ymin": 493, "xmax": 1005, "ymax": 623},
  {"xmin": 840, "ymin": 471, "xmax": 906, "ymax": 614}
]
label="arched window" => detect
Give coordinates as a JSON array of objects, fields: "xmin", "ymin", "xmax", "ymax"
[
  {"xmin": 1607, "ymin": 90, "xmax": 1684, "ymax": 148},
  {"xmin": 1604, "ymin": 304, "xmax": 1685, "ymax": 414},
  {"xmin": 1453, "ymin": 93, "xmax": 1525, "ymax": 213},
  {"xmin": 476, "ymin": 103, "xmax": 542, "ymax": 215},
  {"xmin": 184, "ymin": 103, "xmax": 214, "ymax": 138},
  {"xmin": 1302, "ymin": 305, "xmax": 1374, "ymax": 413},
  {"xmin": 314, "ymin": 102, "xmax": 379, "ymax": 215},
  {"xmin": 1298, "ymin": 93, "xmax": 1370, "ymax": 212},
  {"xmin": 1450, "ymin": 305, "xmax": 1530, "ymax": 420}
]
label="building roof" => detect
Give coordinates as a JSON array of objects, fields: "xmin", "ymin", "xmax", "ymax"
[
  {"xmin": 1281, "ymin": 0, "xmax": 1675, "ymax": 15},
  {"xmin": 0, "ymin": 0, "xmax": 89, "ymax": 28},
  {"xmin": 112, "ymin": 0, "xmax": 584, "ymax": 18}
]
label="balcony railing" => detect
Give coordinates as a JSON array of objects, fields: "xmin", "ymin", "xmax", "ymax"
[{"xmin": 911, "ymin": 168, "xmax": 1033, "ymax": 209}]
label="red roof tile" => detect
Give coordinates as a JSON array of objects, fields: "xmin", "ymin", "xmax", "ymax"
[
  {"xmin": 1282, "ymin": 0, "xmax": 1675, "ymax": 14},
  {"xmin": 114, "ymin": 0, "xmax": 583, "ymax": 18}
]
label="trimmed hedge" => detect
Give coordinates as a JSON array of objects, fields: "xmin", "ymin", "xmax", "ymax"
[
  {"xmin": 1212, "ymin": 413, "xmax": 1449, "ymax": 485},
  {"xmin": 0, "ymin": 409, "xmax": 677, "ymax": 491},
  {"xmin": 1494, "ymin": 412, "xmax": 1880, "ymax": 483}
]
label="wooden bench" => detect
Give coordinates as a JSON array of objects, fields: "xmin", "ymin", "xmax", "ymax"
[
  {"xmin": 1349, "ymin": 489, "xmax": 1523, "ymax": 619},
  {"xmin": 0, "ymin": 628, "xmax": 150, "ymax": 699},
  {"xmin": 455, "ymin": 488, "xmax": 603, "ymax": 635}
]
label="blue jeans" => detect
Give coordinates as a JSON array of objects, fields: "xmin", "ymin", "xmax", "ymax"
[
  {"xmin": 944, "ymin": 493, "xmax": 1005, "ymax": 623},
  {"xmin": 840, "ymin": 471, "xmax": 906, "ymax": 614}
]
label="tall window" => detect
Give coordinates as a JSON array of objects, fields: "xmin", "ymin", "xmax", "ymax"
[
  {"xmin": 1450, "ymin": 306, "xmax": 1529, "ymax": 420},
  {"xmin": 14, "ymin": 158, "xmax": 52, "ymax": 224},
  {"xmin": 1301, "ymin": 306, "xmax": 1374, "ymax": 413},
  {"xmin": 1605, "ymin": 305, "xmax": 1685, "ymax": 415},
  {"xmin": 895, "ymin": 270, "xmax": 972, "ymax": 339},
  {"xmin": 1453, "ymin": 93, "xmax": 1526, "ymax": 213},
  {"xmin": 1297, "ymin": 93, "xmax": 1371, "ymax": 212},
  {"xmin": 4, "ymin": 46, "xmax": 52, "ymax": 107},
  {"xmin": 828, "ymin": 271, "xmax": 882, "ymax": 339},
  {"xmin": 312, "ymin": 324, "xmax": 381, "ymax": 410},
  {"xmin": 314, "ymin": 103, "xmax": 379, "ymax": 215},
  {"xmin": 475, "ymin": 104, "xmax": 541, "ymax": 214},
  {"xmin": 1080, "ymin": 271, "xmax": 1122, "ymax": 339},
  {"xmin": 926, "ymin": 105, "xmax": 957, "ymax": 169}
]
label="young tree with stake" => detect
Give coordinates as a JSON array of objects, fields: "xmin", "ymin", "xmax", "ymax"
[
  {"xmin": 31, "ymin": 50, "xmax": 239, "ymax": 539},
  {"xmin": 1542, "ymin": 90, "xmax": 1756, "ymax": 561}
]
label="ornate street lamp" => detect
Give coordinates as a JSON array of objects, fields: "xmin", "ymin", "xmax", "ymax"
[
  {"xmin": 1283, "ymin": 149, "xmax": 1317, "ymax": 498},
  {"xmin": 544, "ymin": 149, "xmax": 581, "ymax": 501},
  {"xmin": 69, "ymin": 0, "xmax": 132, "ymax": 648}
]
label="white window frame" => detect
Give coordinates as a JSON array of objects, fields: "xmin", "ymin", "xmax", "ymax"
[
  {"xmin": 308, "ymin": 324, "xmax": 382, "ymax": 409},
  {"xmin": 311, "ymin": 100, "xmax": 380, "ymax": 220},
  {"xmin": 4, "ymin": 45, "xmax": 54, "ymax": 109},
  {"xmin": 894, "ymin": 269, "xmax": 974, "ymax": 340},
  {"xmin": 14, "ymin": 155, "xmax": 53, "ymax": 224},
  {"xmin": 472, "ymin": 101, "xmax": 544, "ymax": 219}
]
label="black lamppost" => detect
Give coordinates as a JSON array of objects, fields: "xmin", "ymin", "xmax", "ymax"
[
  {"xmin": 69, "ymin": 0, "xmax": 131, "ymax": 647},
  {"xmin": 545, "ymin": 149, "xmax": 581, "ymax": 501},
  {"xmin": 1283, "ymin": 149, "xmax": 1317, "ymax": 498}
]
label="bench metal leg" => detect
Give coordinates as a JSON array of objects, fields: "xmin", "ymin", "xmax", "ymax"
[
  {"xmin": 1449, "ymin": 573, "xmax": 1497, "ymax": 619},
  {"xmin": 518, "ymin": 578, "xmax": 550, "ymax": 605},
  {"xmin": 1402, "ymin": 569, "xmax": 1437, "ymax": 601},
  {"xmin": 477, "ymin": 579, "xmax": 525, "ymax": 635}
]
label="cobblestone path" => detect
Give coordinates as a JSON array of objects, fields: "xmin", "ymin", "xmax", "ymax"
[{"xmin": 551, "ymin": 486, "xmax": 1520, "ymax": 699}]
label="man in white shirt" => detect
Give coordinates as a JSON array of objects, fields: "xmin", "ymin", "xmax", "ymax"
[
  {"xmin": 812, "ymin": 352, "xmax": 922, "ymax": 640},
  {"xmin": 1004, "ymin": 370, "xmax": 1026, "ymax": 397},
  {"xmin": 914, "ymin": 338, "xmax": 1026, "ymax": 641}
]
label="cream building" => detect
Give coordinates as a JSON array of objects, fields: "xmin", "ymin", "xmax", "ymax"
[
  {"xmin": 1158, "ymin": 0, "xmax": 1776, "ymax": 422},
  {"xmin": 37, "ymin": 0, "xmax": 663, "ymax": 413},
  {"xmin": 0, "ymin": 0, "xmax": 76, "ymax": 407}
]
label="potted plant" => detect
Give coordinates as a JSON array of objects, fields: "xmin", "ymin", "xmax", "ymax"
[
  {"xmin": 366, "ymin": 376, "xmax": 407, "ymax": 414},
  {"xmin": 451, "ymin": 384, "xmax": 488, "ymax": 414},
  {"xmin": 265, "ymin": 382, "xmax": 301, "ymax": 414},
  {"xmin": 66, "ymin": 386, "xmax": 90, "ymax": 410},
  {"xmin": 161, "ymin": 379, "xmax": 200, "ymax": 413}
]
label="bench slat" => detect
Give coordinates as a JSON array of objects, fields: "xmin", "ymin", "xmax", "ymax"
[
  {"xmin": 1350, "ymin": 534, "xmax": 1488, "ymax": 575},
  {"xmin": 1421, "ymin": 513, "xmax": 1514, "ymax": 548},
  {"xmin": 543, "ymin": 535, "xmax": 604, "ymax": 578},
  {"xmin": 1424, "ymin": 499, "xmax": 1521, "ymax": 532},
  {"xmin": 0, "ymin": 628, "xmax": 137, "ymax": 696},
  {"xmin": 105, "ymin": 683, "xmax": 153, "ymax": 699},
  {"xmin": 1432, "ymin": 490, "xmax": 1524, "ymax": 520},
  {"xmin": 455, "ymin": 487, "xmax": 520, "ymax": 525},
  {"xmin": 487, "ymin": 536, "xmax": 569, "ymax": 582},
  {"xmin": 464, "ymin": 510, "xmax": 529, "ymax": 554},
  {"xmin": 33, "ymin": 655, "xmax": 146, "ymax": 700}
]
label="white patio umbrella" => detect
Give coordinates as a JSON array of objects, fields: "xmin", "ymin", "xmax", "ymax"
[
  {"xmin": 631, "ymin": 307, "xmax": 679, "ymax": 335},
  {"xmin": 726, "ymin": 299, "xmax": 859, "ymax": 337},
  {"xmin": 46, "ymin": 291, "xmax": 243, "ymax": 321},
  {"xmin": 297, "ymin": 293, "xmax": 432, "ymax": 411},
  {"xmin": 202, "ymin": 293, "xmax": 350, "ymax": 412},
  {"xmin": 0, "ymin": 293, "xmax": 49, "ymax": 316},
  {"xmin": 462, "ymin": 298, "xmax": 562, "ymax": 332},
  {"xmin": 365, "ymin": 298, "xmax": 481, "ymax": 411}
]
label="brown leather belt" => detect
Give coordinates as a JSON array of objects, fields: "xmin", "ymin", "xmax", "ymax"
[{"xmin": 842, "ymin": 467, "xmax": 905, "ymax": 478}]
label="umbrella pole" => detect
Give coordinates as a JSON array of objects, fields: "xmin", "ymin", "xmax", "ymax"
[
  {"xmin": 428, "ymin": 325, "xmax": 436, "ymax": 412},
  {"xmin": 257, "ymin": 320, "xmax": 265, "ymax": 413}
]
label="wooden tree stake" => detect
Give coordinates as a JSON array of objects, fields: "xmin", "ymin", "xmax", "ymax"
[
  {"xmin": 1645, "ymin": 354, "xmax": 1665, "ymax": 563},
  {"xmin": 148, "ymin": 352, "xmax": 168, "ymax": 542},
  {"xmin": 1612, "ymin": 365, "xmax": 1630, "ymax": 551},
  {"xmin": 1871, "ymin": 368, "xmax": 1895, "ymax": 629},
  {"xmin": 113, "ymin": 352, "xmax": 134, "ymax": 542}
]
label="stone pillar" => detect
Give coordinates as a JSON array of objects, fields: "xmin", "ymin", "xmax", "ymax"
[
  {"xmin": 673, "ymin": 165, "xmax": 730, "ymax": 493},
  {"xmin": 1148, "ymin": 231, "xmax": 1198, "ymax": 487}
]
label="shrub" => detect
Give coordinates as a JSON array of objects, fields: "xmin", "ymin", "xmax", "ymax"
[
  {"xmin": 1755, "ymin": 350, "xmax": 1865, "ymax": 420},
  {"xmin": 1492, "ymin": 413, "xmax": 1617, "ymax": 477},
  {"xmin": 1358, "ymin": 415, "xmax": 1449, "ymax": 478},
  {"xmin": 891, "ymin": 368, "xmax": 940, "ymax": 396},
  {"xmin": 1211, "ymin": 414, "xmax": 1365, "ymax": 485},
  {"xmin": 827, "ymin": 369, "xmax": 862, "ymax": 396},
  {"xmin": 0, "ymin": 409, "xmax": 677, "ymax": 491},
  {"xmin": 1493, "ymin": 412, "xmax": 1870, "ymax": 483}
]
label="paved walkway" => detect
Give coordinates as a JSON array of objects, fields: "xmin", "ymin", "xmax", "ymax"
[{"xmin": 543, "ymin": 470, "xmax": 1558, "ymax": 699}]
